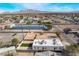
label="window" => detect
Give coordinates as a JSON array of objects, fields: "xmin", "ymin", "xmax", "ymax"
[
  {"xmin": 44, "ymin": 47, "xmax": 46, "ymax": 50},
  {"xmin": 42, "ymin": 47, "xmax": 44, "ymax": 50},
  {"xmin": 34, "ymin": 46, "xmax": 36, "ymax": 49},
  {"xmin": 37, "ymin": 47, "xmax": 39, "ymax": 49}
]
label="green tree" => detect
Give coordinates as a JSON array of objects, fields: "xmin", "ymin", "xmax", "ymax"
[
  {"xmin": 38, "ymin": 20, "xmax": 41, "ymax": 24},
  {"xmin": 41, "ymin": 22, "xmax": 52, "ymax": 30},
  {"xmin": 11, "ymin": 16, "xmax": 17, "ymax": 20},
  {"xmin": 11, "ymin": 38, "xmax": 19, "ymax": 46},
  {"xmin": 64, "ymin": 44, "xmax": 78, "ymax": 56},
  {"xmin": 55, "ymin": 32, "xmax": 61, "ymax": 38},
  {"xmin": 45, "ymin": 24, "xmax": 52, "ymax": 30},
  {"xmin": 0, "ymin": 41, "xmax": 2, "ymax": 48},
  {"xmin": 63, "ymin": 28, "xmax": 71, "ymax": 34},
  {"xmin": 0, "ymin": 19, "xmax": 2, "ymax": 23},
  {"xmin": 26, "ymin": 21, "xmax": 32, "ymax": 25},
  {"xmin": 20, "ymin": 15, "xmax": 23, "ymax": 19}
]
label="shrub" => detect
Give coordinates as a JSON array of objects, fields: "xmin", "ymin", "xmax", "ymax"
[{"xmin": 11, "ymin": 38, "xmax": 19, "ymax": 46}]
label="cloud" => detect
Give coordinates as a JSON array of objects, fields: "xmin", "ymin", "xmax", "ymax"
[
  {"xmin": 51, "ymin": 6, "xmax": 74, "ymax": 12},
  {"xmin": 0, "ymin": 9, "xmax": 6, "ymax": 13},
  {"xmin": 52, "ymin": 6, "xmax": 61, "ymax": 11},
  {"xmin": 61, "ymin": 6, "xmax": 73, "ymax": 12},
  {"xmin": 20, "ymin": 3, "xmax": 49, "ymax": 11},
  {"xmin": 0, "ymin": 3, "xmax": 76, "ymax": 12},
  {"xmin": 20, "ymin": 4, "xmax": 74, "ymax": 12}
]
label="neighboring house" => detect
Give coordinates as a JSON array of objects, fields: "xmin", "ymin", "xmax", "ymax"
[
  {"xmin": 9, "ymin": 24, "xmax": 16, "ymax": 28},
  {"xmin": 0, "ymin": 24, "xmax": 7, "ymax": 30},
  {"xmin": 0, "ymin": 46, "xmax": 16, "ymax": 56},
  {"xmin": 20, "ymin": 19, "xmax": 24, "ymax": 23}
]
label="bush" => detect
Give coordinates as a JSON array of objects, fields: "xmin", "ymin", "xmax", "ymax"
[
  {"xmin": 26, "ymin": 21, "xmax": 32, "ymax": 25},
  {"xmin": 40, "ymin": 32, "xmax": 43, "ymax": 35},
  {"xmin": 38, "ymin": 20, "xmax": 41, "ymax": 24},
  {"xmin": 64, "ymin": 44, "xmax": 79, "ymax": 56},
  {"xmin": 0, "ymin": 41, "xmax": 2, "ymax": 48},
  {"xmin": 63, "ymin": 28, "xmax": 71, "ymax": 34},
  {"xmin": 45, "ymin": 24, "xmax": 52, "ymax": 30},
  {"xmin": 11, "ymin": 38, "xmax": 19, "ymax": 46}
]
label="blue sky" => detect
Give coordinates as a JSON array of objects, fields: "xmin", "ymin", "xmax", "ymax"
[{"xmin": 0, "ymin": 3, "xmax": 79, "ymax": 12}]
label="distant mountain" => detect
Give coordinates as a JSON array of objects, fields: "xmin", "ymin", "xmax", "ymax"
[
  {"xmin": 14, "ymin": 9, "xmax": 50, "ymax": 13},
  {"xmin": 0, "ymin": 9, "xmax": 79, "ymax": 14},
  {"xmin": 0, "ymin": 11, "xmax": 12, "ymax": 14}
]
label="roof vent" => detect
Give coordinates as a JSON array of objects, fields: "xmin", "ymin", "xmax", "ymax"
[
  {"xmin": 39, "ymin": 40, "xmax": 46, "ymax": 45},
  {"xmin": 53, "ymin": 39, "xmax": 56, "ymax": 45}
]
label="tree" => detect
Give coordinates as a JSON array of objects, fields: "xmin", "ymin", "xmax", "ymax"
[
  {"xmin": 64, "ymin": 44, "xmax": 78, "ymax": 56},
  {"xmin": 63, "ymin": 28, "xmax": 71, "ymax": 34},
  {"xmin": 0, "ymin": 41, "xmax": 2, "ymax": 48},
  {"xmin": 0, "ymin": 19, "xmax": 2, "ymax": 23},
  {"xmin": 20, "ymin": 15, "xmax": 23, "ymax": 19},
  {"xmin": 45, "ymin": 24, "xmax": 52, "ymax": 30},
  {"xmin": 26, "ymin": 21, "xmax": 32, "ymax": 25},
  {"xmin": 40, "ymin": 22, "xmax": 52, "ymax": 30},
  {"xmin": 11, "ymin": 38, "xmax": 19, "ymax": 46},
  {"xmin": 11, "ymin": 16, "xmax": 17, "ymax": 20},
  {"xmin": 38, "ymin": 20, "xmax": 41, "ymax": 24}
]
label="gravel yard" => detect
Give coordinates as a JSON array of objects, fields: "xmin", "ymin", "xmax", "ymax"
[{"xmin": 0, "ymin": 33, "xmax": 26, "ymax": 43}]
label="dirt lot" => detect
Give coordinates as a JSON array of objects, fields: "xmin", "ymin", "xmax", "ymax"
[
  {"xmin": 17, "ymin": 52, "xmax": 34, "ymax": 56},
  {"xmin": 0, "ymin": 33, "xmax": 26, "ymax": 43}
]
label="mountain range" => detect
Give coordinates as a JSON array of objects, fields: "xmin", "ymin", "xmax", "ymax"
[{"xmin": 1, "ymin": 9, "xmax": 79, "ymax": 14}]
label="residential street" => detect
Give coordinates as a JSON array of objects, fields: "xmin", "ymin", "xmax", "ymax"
[{"xmin": 54, "ymin": 25, "xmax": 77, "ymax": 45}]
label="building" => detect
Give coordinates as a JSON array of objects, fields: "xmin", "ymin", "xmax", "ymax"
[
  {"xmin": 9, "ymin": 24, "xmax": 15, "ymax": 28},
  {"xmin": 0, "ymin": 24, "xmax": 7, "ymax": 30},
  {"xmin": 32, "ymin": 38, "xmax": 64, "ymax": 51},
  {"xmin": 0, "ymin": 46, "xmax": 16, "ymax": 56}
]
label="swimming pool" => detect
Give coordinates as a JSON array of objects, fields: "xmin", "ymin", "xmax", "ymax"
[{"xmin": 11, "ymin": 25, "xmax": 48, "ymax": 30}]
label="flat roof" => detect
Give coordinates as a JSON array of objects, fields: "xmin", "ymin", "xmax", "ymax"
[
  {"xmin": 70, "ymin": 30, "xmax": 79, "ymax": 33},
  {"xmin": 0, "ymin": 46, "xmax": 15, "ymax": 54},
  {"xmin": 33, "ymin": 38, "xmax": 63, "ymax": 47}
]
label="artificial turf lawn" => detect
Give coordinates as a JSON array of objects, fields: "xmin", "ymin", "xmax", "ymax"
[{"xmin": 21, "ymin": 43, "xmax": 32, "ymax": 47}]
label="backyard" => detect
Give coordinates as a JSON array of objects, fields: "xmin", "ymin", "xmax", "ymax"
[{"xmin": 21, "ymin": 43, "xmax": 32, "ymax": 47}]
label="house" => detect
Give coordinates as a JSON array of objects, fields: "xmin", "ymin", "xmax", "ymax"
[
  {"xmin": 32, "ymin": 38, "xmax": 64, "ymax": 51},
  {"xmin": 0, "ymin": 46, "xmax": 16, "ymax": 56},
  {"xmin": 9, "ymin": 24, "xmax": 16, "ymax": 28},
  {"xmin": 0, "ymin": 24, "xmax": 7, "ymax": 30}
]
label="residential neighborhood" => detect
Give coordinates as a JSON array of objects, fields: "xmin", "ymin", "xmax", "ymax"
[{"xmin": 0, "ymin": 3, "xmax": 79, "ymax": 56}]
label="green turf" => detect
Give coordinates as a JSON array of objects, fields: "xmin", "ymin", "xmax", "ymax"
[{"xmin": 21, "ymin": 43, "xmax": 32, "ymax": 47}]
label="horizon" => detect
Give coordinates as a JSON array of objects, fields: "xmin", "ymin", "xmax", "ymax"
[{"xmin": 0, "ymin": 3, "xmax": 79, "ymax": 13}]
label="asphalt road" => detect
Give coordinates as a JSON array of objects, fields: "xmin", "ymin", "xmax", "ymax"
[{"xmin": 54, "ymin": 25, "xmax": 76, "ymax": 45}]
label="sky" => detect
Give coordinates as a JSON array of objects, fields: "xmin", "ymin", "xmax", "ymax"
[{"xmin": 0, "ymin": 3, "xmax": 79, "ymax": 12}]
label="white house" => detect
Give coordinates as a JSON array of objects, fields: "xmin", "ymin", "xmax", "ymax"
[
  {"xmin": 10, "ymin": 24, "xmax": 15, "ymax": 28},
  {"xmin": 0, "ymin": 46, "xmax": 16, "ymax": 56},
  {"xmin": 32, "ymin": 38, "xmax": 64, "ymax": 51}
]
